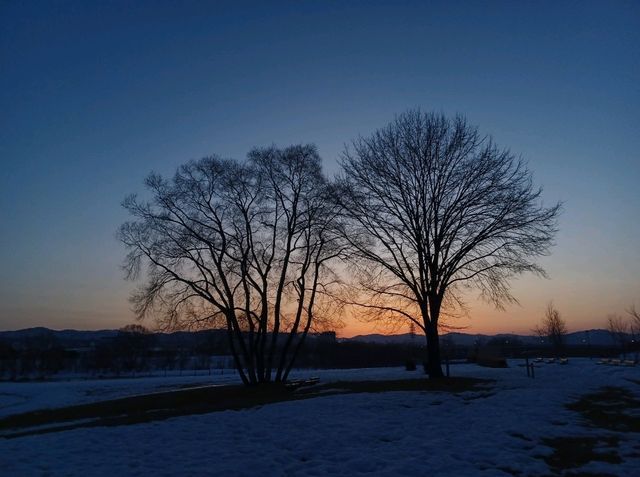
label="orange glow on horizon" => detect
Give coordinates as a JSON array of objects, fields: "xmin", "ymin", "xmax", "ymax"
[{"xmin": 335, "ymin": 297, "xmax": 619, "ymax": 338}]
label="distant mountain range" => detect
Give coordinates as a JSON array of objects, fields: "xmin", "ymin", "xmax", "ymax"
[
  {"xmin": 0, "ymin": 327, "xmax": 221, "ymax": 348},
  {"xmin": 0, "ymin": 327, "xmax": 119, "ymax": 342},
  {"xmin": 0, "ymin": 326, "xmax": 621, "ymax": 347},
  {"xmin": 347, "ymin": 329, "xmax": 618, "ymax": 347}
]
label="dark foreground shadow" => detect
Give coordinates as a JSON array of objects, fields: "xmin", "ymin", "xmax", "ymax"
[{"xmin": 0, "ymin": 377, "xmax": 491, "ymax": 438}]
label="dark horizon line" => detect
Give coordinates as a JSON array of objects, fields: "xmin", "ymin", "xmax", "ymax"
[{"xmin": 0, "ymin": 325, "xmax": 616, "ymax": 338}]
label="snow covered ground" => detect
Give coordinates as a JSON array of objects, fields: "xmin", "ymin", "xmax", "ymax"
[
  {"xmin": 1, "ymin": 359, "xmax": 639, "ymax": 476},
  {"xmin": 0, "ymin": 367, "xmax": 422, "ymax": 418},
  {"xmin": 0, "ymin": 372, "xmax": 233, "ymax": 418}
]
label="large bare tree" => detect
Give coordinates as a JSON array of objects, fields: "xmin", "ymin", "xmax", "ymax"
[
  {"xmin": 119, "ymin": 145, "xmax": 342, "ymax": 385},
  {"xmin": 336, "ymin": 110, "xmax": 560, "ymax": 377}
]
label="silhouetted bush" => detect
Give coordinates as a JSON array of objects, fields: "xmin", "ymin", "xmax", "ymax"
[
  {"xmin": 476, "ymin": 356, "xmax": 508, "ymax": 368},
  {"xmin": 405, "ymin": 359, "xmax": 417, "ymax": 371}
]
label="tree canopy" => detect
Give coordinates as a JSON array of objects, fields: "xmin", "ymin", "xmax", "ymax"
[
  {"xmin": 337, "ymin": 110, "xmax": 560, "ymax": 377},
  {"xmin": 119, "ymin": 145, "xmax": 343, "ymax": 384}
]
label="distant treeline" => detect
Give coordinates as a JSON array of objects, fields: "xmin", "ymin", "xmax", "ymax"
[
  {"xmin": 0, "ymin": 327, "xmax": 229, "ymax": 380},
  {"xmin": 0, "ymin": 327, "xmax": 635, "ymax": 381},
  {"xmin": 0, "ymin": 329, "xmax": 426, "ymax": 379}
]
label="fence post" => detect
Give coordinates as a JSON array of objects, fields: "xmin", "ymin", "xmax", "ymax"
[
  {"xmin": 446, "ymin": 355, "xmax": 450, "ymax": 377},
  {"xmin": 525, "ymin": 357, "xmax": 530, "ymax": 377}
]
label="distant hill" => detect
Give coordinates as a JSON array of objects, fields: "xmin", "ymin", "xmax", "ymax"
[
  {"xmin": 0, "ymin": 327, "xmax": 325, "ymax": 349},
  {"xmin": 0, "ymin": 327, "xmax": 620, "ymax": 348},
  {"xmin": 347, "ymin": 329, "xmax": 617, "ymax": 347},
  {"xmin": 0, "ymin": 327, "xmax": 224, "ymax": 348},
  {"xmin": 0, "ymin": 327, "xmax": 118, "ymax": 342},
  {"xmin": 346, "ymin": 332, "xmax": 534, "ymax": 346}
]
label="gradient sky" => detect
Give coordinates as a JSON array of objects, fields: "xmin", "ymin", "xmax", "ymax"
[{"xmin": 1, "ymin": 0, "xmax": 639, "ymax": 336}]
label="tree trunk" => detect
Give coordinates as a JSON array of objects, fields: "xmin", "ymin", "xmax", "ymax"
[
  {"xmin": 426, "ymin": 320, "xmax": 444, "ymax": 379},
  {"xmin": 226, "ymin": 319, "xmax": 251, "ymax": 385}
]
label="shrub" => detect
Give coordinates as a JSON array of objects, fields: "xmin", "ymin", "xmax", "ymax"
[{"xmin": 476, "ymin": 356, "xmax": 508, "ymax": 368}]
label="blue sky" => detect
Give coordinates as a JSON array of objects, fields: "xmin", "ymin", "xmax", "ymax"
[{"xmin": 1, "ymin": 0, "xmax": 638, "ymax": 334}]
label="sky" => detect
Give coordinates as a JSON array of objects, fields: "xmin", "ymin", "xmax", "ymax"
[{"xmin": 1, "ymin": 0, "xmax": 639, "ymax": 336}]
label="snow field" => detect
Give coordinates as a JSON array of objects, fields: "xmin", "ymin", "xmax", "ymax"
[{"xmin": 0, "ymin": 359, "xmax": 638, "ymax": 476}]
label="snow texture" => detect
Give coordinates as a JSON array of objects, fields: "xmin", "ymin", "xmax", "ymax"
[{"xmin": 1, "ymin": 359, "xmax": 639, "ymax": 476}]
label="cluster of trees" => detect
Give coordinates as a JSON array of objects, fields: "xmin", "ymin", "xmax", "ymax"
[
  {"xmin": 0, "ymin": 326, "xmax": 230, "ymax": 380},
  {"xmin": 607, "ymin": 306, "xmax": 640, "ymax": 359},
  {"xmin": 0, "ymin": 328, "xmax": 434, "ymax": 380},
  {"xmin": 0, "ymin": 336, "xmax": 68, "ymax": 379},
  {"xmin": 533, "ymin": 301, "xmax": 640, "ymax": 360},
  {"xmin": 120, "ymin": 110, "xmax": 560, "ymax": 384},
  {"xmin": 88, "ymin": 325, "xmax": 158, "ymax": 374},
  {"xmin": 534, "ymin": 302, "xmax": 568, "ymax": 357}
]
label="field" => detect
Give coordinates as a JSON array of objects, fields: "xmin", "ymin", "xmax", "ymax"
[{"xmin": 1, "ymin": 359, "xmax": 639, "ymax": 476}]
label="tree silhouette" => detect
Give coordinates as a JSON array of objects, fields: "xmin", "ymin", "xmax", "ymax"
[
  {"xmin": 336, "ymin": 110, "xmax": 560, "ymax": 377},
  {"xmin": 534, "ymin": 302, "xmax": 567, "ymax": 357},
  {"xmin": 607, "ymin": 314, "xmax": 630, "ymax": 359},
  {"xmin": 119, "ymin": 145, "xmax": 343, "ymax": 385}
]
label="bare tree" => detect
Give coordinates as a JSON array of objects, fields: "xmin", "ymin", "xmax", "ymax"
[
  {"xmin": 336, "ymin": 110, "xmax": 560, "ymax": 377},
  {"xmin": 534, "ymin": 302, "xmax": 568, "ymax": 356},
  {"xmin": 119, "ymin": 145, "xmax": 343, "ymax": 385},
  {"xmin": 628, "ymin": 305, "xmax": 640, "ymax": 335},
  {"xmin": 627, "ymin": 305, "xmax": 640, "ymax": 360},
  {"xmin": 607, "ymin": 314, "xmax": 629, "ymax": 359}
]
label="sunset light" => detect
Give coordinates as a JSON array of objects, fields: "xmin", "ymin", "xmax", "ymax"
[{"xmin": 1, "ymin": 2, "xmax": 638, "ymax": 475}]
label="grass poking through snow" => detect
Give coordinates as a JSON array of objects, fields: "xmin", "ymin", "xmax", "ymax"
[
  {"xmin": 567, "ymin": 386, "xmax": 640, "ymax": 433},
  {"xmin": 535, "ymin": 385, "xmax": 640, "ymax": 474},
  {"xmin": 541, "ymin": 435, "xmax": 621, "ymax": 471}
]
